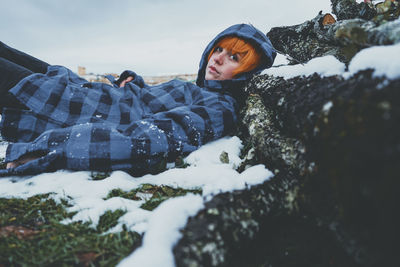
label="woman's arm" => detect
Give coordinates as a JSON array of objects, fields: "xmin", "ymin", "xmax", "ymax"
[{"xmin": 2, "ymin": 84, "xmax": 237, "ymax": 175}]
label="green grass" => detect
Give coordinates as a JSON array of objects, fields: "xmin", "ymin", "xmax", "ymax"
[
  {"xmin": 0, "ymin": 154, "xmax": 202, "ymax": 266},
  {"xmin": 0, "ymin": 157, "xmax": 6, "ymax": 170},
  {"xmin": 106, "ymin": 184, "xmax": 202, "ymax": 211},
  {"xmin": 0, "ymin": 194, "xmax": 141, "ymax": 266},
  {"xmin": 90, "ymin": 172, "xmax": 111, "ymax": 181},
  {"xmin": 0, "ymin": 184, "xmax": 202, "ymax": 266}
]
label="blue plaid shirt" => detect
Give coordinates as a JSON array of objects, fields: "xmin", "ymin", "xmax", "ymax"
[{"xmin": 0, "ymin": 24, "xmax": 276, "ymax": 176}]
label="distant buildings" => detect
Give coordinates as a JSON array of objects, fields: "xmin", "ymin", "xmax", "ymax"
[
  {"xmin": 141, "ymin": 74, "xmax": 197, "ymax": 85},
  {"xmin": 77, "ymin": 66, "xmax": 86, "ymax": 76},
  {"xmin": 77, "ymin": 66, "xmax": 197, "ymax": 85},
  {"xmin": 77, "ymin": 66, "xmax": 117, "ymax": 85}
]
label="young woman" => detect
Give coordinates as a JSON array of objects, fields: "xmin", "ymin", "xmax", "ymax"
[{"xmin": 0, "ymin": 24, "xmax": 276, "ymax": 176}]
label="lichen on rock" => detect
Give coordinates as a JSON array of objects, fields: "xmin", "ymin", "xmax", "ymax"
[
  {"xmin": 268, "ymin": 1, "xmax": 400, "ymax": 65},
  {"xmin": 173, "ymin": 1, "xmax": 400, "ymax": 266}
]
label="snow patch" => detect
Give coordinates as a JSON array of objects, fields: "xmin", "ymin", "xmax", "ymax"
[
  {"xmin": 118, "ymin": 194, "xmax": 204, "ymax": 267},
  {"xmin": 263, "ymin": 43, "xmax": 400, "ymax": 81},
  {"xmin": 0, "ymin": 136, "xmax": 273, "ymax": 267},
  {"xmin": 346, "ymin": 42, "xmax": 400, "ymax": 80},
  {"xmin": 322, "ymin": 101, "xmax": 334, "ymax": 113},
  {"xmin": 262, "ymin": 55, "xmax": 346, "ymax": 79}
]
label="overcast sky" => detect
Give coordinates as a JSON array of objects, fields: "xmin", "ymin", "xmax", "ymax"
[{"xmin": 1, "ymin": 0, "xmax": 332, "ymax": 76}]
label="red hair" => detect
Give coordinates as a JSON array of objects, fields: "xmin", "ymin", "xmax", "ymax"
[{"xmin": 207, "ymin": 36, "xmax": 262, "ymax": 77}]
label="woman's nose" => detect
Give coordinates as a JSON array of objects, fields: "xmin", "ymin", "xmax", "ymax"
[{"xmin": 214, "ymin": 53, "xmax": 224, "ymax": 64}]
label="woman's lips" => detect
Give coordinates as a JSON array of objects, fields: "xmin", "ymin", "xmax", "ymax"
[{"xmin": 209, "ymin": 66, "xmax": 219, "ymax": 74}]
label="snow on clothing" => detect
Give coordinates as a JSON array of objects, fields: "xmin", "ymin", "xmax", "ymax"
[{"xmin": 0, "ymin": 24, "xmax": 276, "ymax": 176}]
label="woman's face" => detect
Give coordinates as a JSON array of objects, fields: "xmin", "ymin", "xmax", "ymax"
[{"xmin": 205, "ymin": 46, "xmax": 241, "ymax": 81}]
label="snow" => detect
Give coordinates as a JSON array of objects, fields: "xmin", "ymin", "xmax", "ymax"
[
  {"xmin": 322, "ymin": 101, "xmax": 334, "ymax": 113},
  {"xmin": 263, "ymin": 55, "xmax": 346, "ymax": 79},
  {"xmin": 347, "ymin": 42, "xmax": 400, "ymax": 80},
  {"xmin": 0, "ymin": 136, "xmax": 273, "ymax": 267},
  {"xmin": 2, "ymin": 14, "xmax": 400, "ymax": 266},
  {"xmin": 118, "ymin": 194, "xmax": 204, "ymax": 267},
  {"xmin": 263, "ymin": 42, "xmax": 400, "ymax": 81}
]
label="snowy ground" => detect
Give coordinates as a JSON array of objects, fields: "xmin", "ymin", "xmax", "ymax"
[
  {"xmin": 0, "ymin": 136, "xmax": 273, "ymax": 267},
  {"xmin": 1, "ymin": 24, "xmax": 400, "ymax": 267}
]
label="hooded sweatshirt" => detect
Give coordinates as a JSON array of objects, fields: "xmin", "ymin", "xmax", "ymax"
[{"xmin": 0, "ymin": 24, "xmax": 276, "ymax": 176}]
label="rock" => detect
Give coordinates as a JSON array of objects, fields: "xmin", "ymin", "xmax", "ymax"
[
  {"xmin": 267, "ymin": 1, "xmax": 399, "ymax": 64},
  {"xmin": 174, "ymin": 69, "xmax": 400, "ymax": 267},
  {"xmin": 173, "ymin": 171, "xmax": 305, "ymax": 267},
  {"xmin": 239, "ymin": 70, "xmax": 400, "ymax": 266},
  {"xmin": 240, "ymin": 86, "xmax": 307, "ymax": 175},
  {"xmin": 266, "ymin": 12, "xmax": 345, "ymax": 64},
  {"xmin": 331, "ymin": 0, "xmax": 376, "ymax": 20},
  {"xmin": 173, "ymin": 1, "xmax": 400, "ymax": 266},
  {"xmin": 219, "ymin": 151, "xmax": 229, "ymax": 164}
]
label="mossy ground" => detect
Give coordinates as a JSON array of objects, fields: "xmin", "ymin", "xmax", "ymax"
[
  {"xmin": 0, "ymin": 193, "xmax": 141, "ymax": 266},
  {"xmin": 106, "ymin": 184, "xmax": 202, "ymax": 211},
  {"xmin": 0, "ymin": 169, "xmax": 202, "ymax": 266}
]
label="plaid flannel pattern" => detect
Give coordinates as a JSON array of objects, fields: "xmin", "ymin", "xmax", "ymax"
[
  {"xmin": 0, "ymin": 66, "xmax": 236, "ymax": 176},
  {"xmin": 0, "ymin": 23, "xmax": 276, "ymax": 176}
]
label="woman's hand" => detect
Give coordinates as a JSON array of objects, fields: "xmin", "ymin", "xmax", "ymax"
[
  {"xmin": 6, "ymin": 155, "xmax": 38, "ymax": 169},
  {"xmin": 5, "ymin": 151, "xmax": 46, "ymax": 169},
  {"xmin": 119, "ymin": 76, "xmax": 134, "ymax": 87}
]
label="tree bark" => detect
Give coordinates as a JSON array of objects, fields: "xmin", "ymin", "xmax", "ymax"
[
  {"xmin": 173, "ymin": 70, "xmax": 400, "ymax": 267},
  {"xmin": 331, "ymin": 0, "xmax": 376, "ymax": 20},
  {"xmin": 173, "ymin": 1, "xmax": 400, "ymax": 266},
  {"xmin": 267, "ymin": 2, "xmax": 399, "ymax": 65}
]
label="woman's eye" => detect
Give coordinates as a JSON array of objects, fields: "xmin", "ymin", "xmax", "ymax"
[
  {"xmin": 215, "ymin": 46, "xmax": 223, "ymax": 52},
  {"xmin": 230, "ymin": 54, "xmax": 239, "ymax": 62}
]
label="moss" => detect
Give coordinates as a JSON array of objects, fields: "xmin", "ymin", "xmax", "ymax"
[
  {"xmin": 105, "ymin": 184, "xmax": 202, "ymax": 211},
  {"xmin": 106, "ymin": 188, "xmax": 141, "ymax": 201},
  {"xmin": 0, "ymin": 194, "xmax": 141, "ymax": 266},
  {"xmin": 139, "ymin": 185, "xmax": 202, "ymax": 211},
  {"xmin": 240, "ymin": 91, "xmax": 307, "ymax": 174},
  {"xmin": 97, "ymin": 209, "xmax": 127, "ymax": 233},
  {"xmin": 0, "ymin": 157, "xmax": 6, "ymax": 170},
  {"xmin": 90, "ymin": 172, "xmax": 111, "ymax": 180},
  {"xmin": 219, "ymin": 151, "xmax": 229, "ymax": 164},
  {"xmin": 175, "ymin": 156, "xmax": 190, "ymax": 168}
]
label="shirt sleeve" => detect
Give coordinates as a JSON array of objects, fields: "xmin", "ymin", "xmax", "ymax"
[
  {"xmin": 0, "ymin": 89, "xmax": 237, "ymax": 176},
  {"xmin": 111, "ymin": 70, "xmax": 146, "ymax": 88}
]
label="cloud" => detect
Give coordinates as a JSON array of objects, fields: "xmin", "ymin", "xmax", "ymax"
[{"xmin": 1, "ymin": 0, "xmax": 332, "ymax": 75}]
